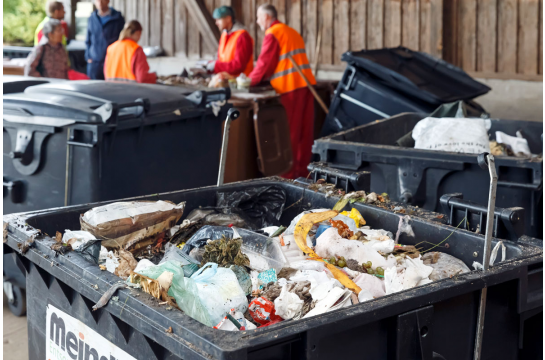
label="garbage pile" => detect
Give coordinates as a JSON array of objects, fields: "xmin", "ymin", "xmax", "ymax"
[
  {"xmin": 51, "ymin": 185, "xmax": 502, "ymax": 331},
  {"xmin": 157, "ymin": 69, "xmax": 210, "ymax": 87}
]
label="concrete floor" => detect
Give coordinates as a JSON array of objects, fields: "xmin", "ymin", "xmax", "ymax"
[{"xmin": 3, "ymin": 295, "xmax": 29, "ymax": 359}]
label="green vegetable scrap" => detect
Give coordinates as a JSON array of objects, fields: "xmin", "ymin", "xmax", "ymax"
[{"xmin": 200, "ymin": 236, "xmax": 250, "ymax": 268}]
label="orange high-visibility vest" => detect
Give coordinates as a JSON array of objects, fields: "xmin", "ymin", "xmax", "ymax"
[
  {"xmin": 218, "ymin": 29, "xmax": 254, "ymax": 76},
  {"xmin": 105, "ymin": 39, "xmax": 140, "ymax": 82},
  {"xmin": 265, "ymin": 22, "xmax": 316, "ymax": 94}
]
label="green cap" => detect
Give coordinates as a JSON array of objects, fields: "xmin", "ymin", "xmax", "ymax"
[{"xmin": 212, "ymin": 6, "xmax": 235, "ymax": 20}]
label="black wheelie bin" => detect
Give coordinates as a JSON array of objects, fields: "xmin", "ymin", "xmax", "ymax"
[
  {"xmin": 320, "ymin": 46, "xmax": 491, "ymax": 136},
  {"xmin": 3, "ymin": 80, "xmax": 231, "ymax": 214},
  {"xmin": 313, "ymin": 112, "xmax": 543, "ymax": 239},
  {"xmin": 3, "ymin": 177, "xmax": 542, "ymax": 360}
]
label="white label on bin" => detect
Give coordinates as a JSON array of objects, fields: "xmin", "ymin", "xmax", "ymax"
[{"xmin": 46, "ymin": 304, "xmax": 136, "ymax": 360}]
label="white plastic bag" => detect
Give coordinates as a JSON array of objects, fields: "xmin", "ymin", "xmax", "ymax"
[
  {"xmin": 174, "ymin": 263, "xmax": 248, "ymax": 327},
  {"xmin": 412, "ymin": 117, "xmax": 492, "ymax": 154},
  {"xmin": 62, "ymin": 230, "xmax": 96, "ymax": 250},
  {"xmin": 274, "ymin": 285, "xmax": 304, "ymax": 320}
]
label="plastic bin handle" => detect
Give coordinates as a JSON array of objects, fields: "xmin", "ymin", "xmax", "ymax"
[
  {"xmin": 341, "ymin": 65, "xmax": 357, "ymax": 91},
  {"xmin": 307, "ymin": 162, "xmax": 371, "ymax": 193}
]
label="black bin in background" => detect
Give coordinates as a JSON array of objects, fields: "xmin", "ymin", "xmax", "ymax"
[
  {"xmin": 313, "ymin": 112, "xmax": 543, "ymax": 238},
  {"xmin": 3, "ymin": 80, "xmax": 230, "ymax": 214},
  {"xmin": 321, "ymin": 46, "xmax": 491, "ymax": 136}
]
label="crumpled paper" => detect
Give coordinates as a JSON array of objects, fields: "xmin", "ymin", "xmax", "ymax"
[{"xmin": 274, "ymin": 284, "xmax": 304, "ymax": 320}]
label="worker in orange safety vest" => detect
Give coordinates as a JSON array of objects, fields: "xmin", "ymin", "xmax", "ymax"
[
  {"xmin": 203, "ymin": 6, "xmax": 254, "ymax": 78},
  {"xmin": 104, "ymin": 20, "xmax": 157, "ymax": 83},
  {"xmin": 248, "ymin": 4, "xmax": 317, "ymax": 179}
]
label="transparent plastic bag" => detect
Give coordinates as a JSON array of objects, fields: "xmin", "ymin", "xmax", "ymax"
[{"xmin": 173, "ymin": 263, "xmax": 248, "ymax": 327}]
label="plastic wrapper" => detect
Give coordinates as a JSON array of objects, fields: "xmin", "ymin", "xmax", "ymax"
[
  {"xmin": 248, "ymin": 297, "xmax": 283, "ymax": 325},
  {"xmin": 80, "ymin": 200, "xmax": 185, "ymax": 249},
  {"xmin": 160, "ymin": 243, "xmax": 199, "ymax": 266},
  {"xmin": 285, "ymin": 209, "xmax": 358, "ymax": 236},
  {"xmin": 62, "ymin": 230, "xmax": 96, "ymax": 250},
  {"xmin": 216, "ymin": 185, "xmax": 286, "ymax": 229},
  {"xmin": 422, "ymin": 252, "xmax": 471, "ymax": 281},
  {"xmin": 74, "ymin": 240, "xmax": 102, "ymax": 265}
]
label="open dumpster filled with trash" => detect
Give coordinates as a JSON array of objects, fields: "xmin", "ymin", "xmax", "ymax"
[{"xmin": 3, "ymin": 178, "xmax": 542, "ymax": 360}]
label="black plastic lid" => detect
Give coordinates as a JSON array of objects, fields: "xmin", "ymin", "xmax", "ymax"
[
  {"xmin": 341, "ymin": 47, "xmax": 491, "ymax": 105},
  {"xmin": 3, "ymin": 81, "xmax": 199, "ymax": 123}
]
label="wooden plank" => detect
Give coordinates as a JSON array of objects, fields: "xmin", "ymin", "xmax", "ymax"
[
  {"xmin": 161, "ymin": 0, "xmax": 174, "ymax": 56},
  {"xmin": 184, "ymin": 0, "xmax": 221, "ymax": 55},
  {"xmin": 384, "ymin": 0, "xmax": 401, "ymax": 47},
  {"xmin": 287, "ymin": 0, "xmax": 301, "ymax": 33},
  {"xmin": 420, "ymin": 0, "xmax": 443, "ymax": 58},
  {"xmin": 350, "ymin": 0, "xmax": 367, "ymax": 50},
  {"xmin": 137, "ymin": 0, "xmax": 150, "ymax": 46},
  {"xmin": 537, "ymin": 0, "xmax": 543, "ymax": 74},
  {"xmin": 255, "ymin": 0, "xmax": 268, "ymax": 56},
  {"xmin": 334, "ymin": 0, "xmax": 350, "ymax": 64},
  {"xmin": 401, "ymin": 0, "xmax": 419, "ymax": 50},
  {"xmin": 458, "ymin": 0, "xmax": 477, "ymax": 71},
  {"xmin": 174, "ymin": 0, "xmax": 187, "ymax": 56},
  {"xmin": 442, "ymin": 0, "xmax": 458, "ymax": 64},
  {"xmin": 367, "ymin": 0, "xmax": 384, "ymax": 49},
  {"xmin": 517, "ymin": 0, "xmax": 539, "ymax": 74},
  {"xmin": 242, "ymin": 0, "xmax": 257, "ymax": 57},
  {"xmin": 149, "ymin": 0, "xmax": 162, "ymax": 47},
  {"xmin": 125, "ymin": 0, "xmax": 137, "ymax": 21},
  {"xmin": 497, "ymin": 0, "xmax": 517, "ymax": 73},
  {"xmin": 321, "ymin": 0, "xmax": 334, "ymax": 65},
  {"xmin": 476, "ymin": 0, "xmax": 497, "ymax": 72},
  {"xmin": 306, "ymin": 0, "xmax": 318, "ymax": 62},
  {"xmin": 274, "ymin": 0, "xmax": 287, "ymax": 23}
]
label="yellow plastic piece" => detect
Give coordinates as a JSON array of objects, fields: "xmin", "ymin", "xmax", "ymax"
[
  {"xmin": 340, "ymin": 208, "xmax": 366, "ymax": 227},
  {"xmin": 294, "ymin": 210, "xmax": 362, "ymax": 294}
]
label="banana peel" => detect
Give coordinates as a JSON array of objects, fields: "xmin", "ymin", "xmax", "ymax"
[{"xmin": 294, "ymin": 211, "xmax": 362, "ymax": 294}]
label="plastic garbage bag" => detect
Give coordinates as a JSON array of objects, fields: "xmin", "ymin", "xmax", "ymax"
[
  {"xmin": 274, "ymin": 284, "xmax": 304, "ymax": 320},
  {"xmin": 185, "ymin": 207, "xmax": 256, "ymax": 230},
  {"xmin": 216, "ymin": 185, "xmax": 286, "ymax": 229},
  {"xmin": 315, "ymin": 228, "xmax": 396, "ymax": 270},
  {"xmin": 134, "ymin": 259, "xmax": 155, "ymax": 273},
  {"xmin": 74, "ymin": 240, "xmax": 102, "ymax": 265},
  {"xmin": 229, "ymin": 265, "xmax": 252, "ymax": 296},
  {"xmin": 174, "ymin": 263, "xmax": 248, "ymax": 327},
  {"xmin": 412, "ymin": 117, "xmax": 492, "ymax": 154},
  {"xmin": 130, "ymin": 260, "xmax": 186, "ymax": 282},
  {"xmin": 422, "ymin": 252, "xmax": 471, "ymax": 281}
]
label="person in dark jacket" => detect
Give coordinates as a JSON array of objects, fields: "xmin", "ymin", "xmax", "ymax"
[{"xmin": 85, "ymin": 0, "xmax": 125, "ymax": 79}]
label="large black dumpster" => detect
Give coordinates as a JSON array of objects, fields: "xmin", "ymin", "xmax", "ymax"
[
  {"xmin": 320, "ymin": 47, "xmax": 490, "ymax": 136},
  {"xmin": 313, "ymin": 112, "xmax": 543, "ymax": 239},
  {"xmin": 3, "ymin": 178, "xmax": 542, "ymax": 360},
  {"xmin": 3, "ymin": 80, "xmax": 231, "ymax": 214}
]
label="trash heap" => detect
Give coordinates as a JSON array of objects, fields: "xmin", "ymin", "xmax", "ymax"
[{"xmin": 52, "ymin": 185, "xmax": 503, "ymax": 331}]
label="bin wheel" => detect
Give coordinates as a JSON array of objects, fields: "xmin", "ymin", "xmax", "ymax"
[{"xmin": 7, "ymin": 285, "xmax": 26, "ymax": 317}]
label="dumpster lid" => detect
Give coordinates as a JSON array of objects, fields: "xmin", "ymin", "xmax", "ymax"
[
  {"xmin": 342, "ymin": 47, "xmax": 491, "ymax": 104},
  {"xmin": 3, "ymin": 81, "xmax": 201, "ymax": 123}
]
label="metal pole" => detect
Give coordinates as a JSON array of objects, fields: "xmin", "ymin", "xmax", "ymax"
[
  {"xmin": 473, "ymin": 153, "xmax": 498, "ymax": 360},
  {"xmin": 217, "ymin": 108, "xmax": 240, "ymax": 187}
]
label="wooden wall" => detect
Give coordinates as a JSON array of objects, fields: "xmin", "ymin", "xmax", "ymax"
[
  {"xmin": 444, "ymin": 0, "xmax": 543, "ymax": 80},
  {"xmin": 106, "ymin": 0, "xmax": 541, "ymax": 80}
]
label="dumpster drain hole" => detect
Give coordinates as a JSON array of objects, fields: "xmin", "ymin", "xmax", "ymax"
[{"xmin": 420, "ymin": 326, "xmax": 428, "ymax": 337}]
